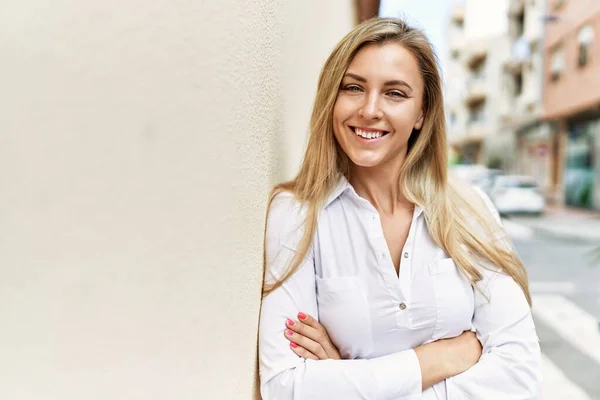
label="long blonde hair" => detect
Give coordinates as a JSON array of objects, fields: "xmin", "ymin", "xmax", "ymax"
[{"xmin": 262, "ymin": 18, "xmax": 531, "ymax": 305}]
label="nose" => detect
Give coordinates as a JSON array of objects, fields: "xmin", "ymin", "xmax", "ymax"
[{"xmin": 359, "ymin": 93, "xmax": 383, "ymax": 120}]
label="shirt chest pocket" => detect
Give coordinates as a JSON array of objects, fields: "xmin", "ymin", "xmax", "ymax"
[
  {"xmin": 428, "ymin": 258, "xmax": 475, "ymax": 338},
  {"xmin": 315, "ymin": 276, "xmax": 374, "ymax": 359}
]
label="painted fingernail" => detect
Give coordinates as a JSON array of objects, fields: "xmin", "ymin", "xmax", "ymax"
[
  {"xmin": 285, "ymin": 329, "xmax": 294, "ymax": 335},
  {"xmin": 290, "ymin": 342, "xmax": 298, "ymax": 348},
  {"xmin": 298, "ymin": 312, "xmax": 307, "ymax": 320},
  {"xmin": 286, "ymin": 318, "xmax": 295, "ymax": 326}
]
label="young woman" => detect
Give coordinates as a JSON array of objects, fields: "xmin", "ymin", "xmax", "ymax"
[{"xmin": 259, "ymin": 17, "xmax": 541, "ymax": 399}]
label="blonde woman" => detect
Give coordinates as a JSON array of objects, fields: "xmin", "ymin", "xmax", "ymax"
[{"xmin": 259, "ymin": 18, "xmax": 541, "ymax": 399}]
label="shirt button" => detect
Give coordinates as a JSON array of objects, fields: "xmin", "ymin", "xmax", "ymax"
[
  {"xmin": 403, "ymin": 252, "xmax": 409, "ymax": 259},
  {"xmin": 399, "ymin": 302, "xmax": 407, "ymax": 310}
]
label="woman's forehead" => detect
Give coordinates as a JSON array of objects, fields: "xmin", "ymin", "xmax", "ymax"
[{"xmin": 346, "ymin": 43, "xmax": 422, "ymax": 86}]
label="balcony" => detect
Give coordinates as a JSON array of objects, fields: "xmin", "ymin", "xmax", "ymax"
[
  {"xmin": 504, "ymin": 57, "xmax": 531, "ymax": 74},
  {"xmin": 465, "ymin": 46, "xmax": 488, "ymax": 69},
  {"xmin": 516, "ymin": 90, "xmax": 540, "ymax": 114},
  {"xmin": 504, "ymin": 36, "xmax": 533, "ymax": 75},
  {"xmin": 451, "ymin": 6, "xmax": 465, "ymax": 25},
  {"xmin": 447, "ymin": 123, "xmax": 467, "ymax": 144},
  {"xmin": 450, "ymin": 121, "xmax": 488, "ymax": 147},
  {"xmin": 465, "ymin": 120, "xmax": 488, "ymax": 141},
  {"xmin": 500, "ymin": 91, "xmax": 540, "ymax": 128},
  {"xmin": 450, "ymin": 36, "xmax": 466, "ymax": 54},
  {"xmin": 464, "ymin": 76, "xmax": 487, "ymax": 106}
]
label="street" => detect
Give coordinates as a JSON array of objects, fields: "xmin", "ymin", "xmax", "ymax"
[{"xmin": 505, "ymin": 217, "xmax": 600, "ymax": 399}]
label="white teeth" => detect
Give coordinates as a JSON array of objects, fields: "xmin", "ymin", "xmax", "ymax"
[{"xmin": 355, "ymin": 128, "xmax": 385, "ymax": 140}]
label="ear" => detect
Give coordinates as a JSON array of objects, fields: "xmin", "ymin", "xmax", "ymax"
[{"xmin": 414, "ymin": 111, "xmax": 425, "ymax": 130}]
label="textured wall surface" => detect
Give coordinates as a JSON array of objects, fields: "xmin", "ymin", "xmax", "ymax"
[
  {"xmin": 281, "ymin": 1, "xmax": 356, "ymax": 181},
  {"xmin": 0, "ymin": 0, "xmax": 357, "ymax": 398},
  {"xmin": 0, "ymin": 1, "xmax": 283, "ymax": 399}
]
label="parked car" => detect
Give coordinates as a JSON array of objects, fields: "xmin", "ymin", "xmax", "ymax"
[
  {"xmin": 490, "ymin": 175, "xmax": 545, "ymax": 215},
  {"xmin": 450, "ymin": 164, "xmax": 502, "ymax": 195},
  {"xmin": 473, "ymin": 168, "xmax": 503, "ymax": 196}
]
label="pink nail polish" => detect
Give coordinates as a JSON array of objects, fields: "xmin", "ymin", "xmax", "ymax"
[
  {"xmin": 286, "ymin": 318, "xmax": 295, "ymax": 326},
  {"xmin": 285, "ymin": 329, "xmax": 294, "ymax": 335},
  {"xmin": 290, "ymin": 342, "xmax": 298, "ymax": 348},
  {"xmin": 298, "ymin": 312, "xmax": 307, "ymax": 320}
]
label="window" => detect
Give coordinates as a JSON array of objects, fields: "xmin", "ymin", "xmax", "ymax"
[
  {"xmin": 468, "ymin": 101, "xmax": 486, "ymax": 123},
  {"xmin": 549, "ymin": 46, "xmax": 564, "ymax": 81},
  {"xmin": 516, "ymin": 12, "xmax": 525, "ymax": 37},
  {"xmin": 577, "ymin": 25, "xmax": 594, "ymax": 67},
  {"xmin": 471, "ymin": 59, "xmax": 486, "ymax": 76},
  {"xmin": 514, "ymin": 71, "xmax": 523, "ymax": 95}
]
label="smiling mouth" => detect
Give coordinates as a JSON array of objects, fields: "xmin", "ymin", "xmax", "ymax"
[{"xmin": 350, "ymin": 126, "xmax": 390, "ymax": 140}]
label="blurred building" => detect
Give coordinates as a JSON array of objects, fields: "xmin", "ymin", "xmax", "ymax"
[
  {"xmin": 445, "ymin": 0, "xmax": 512, "ymax": 166},
  {"xmin": 501, "ymin": 0, "xmax": 551, "ymax": 193},
  {"xmin": 446, "ymin": 0, "xmax": 600, "ymax": 211},
  {"xmin": 542, "ymin": 0, "xmax": 600, "ymax": 209}
]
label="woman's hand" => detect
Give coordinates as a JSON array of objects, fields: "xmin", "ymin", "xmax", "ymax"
[
  {"xmin": 284, "ymin": 312, "xmax": 341, "ymax": 360},
  {"xmin": 443, "ymin": 330, "xmax": 482, "ymax": 374},
  {"xmin": 415, "ymin": 329, "xmax": 483, "ymax": 390}
]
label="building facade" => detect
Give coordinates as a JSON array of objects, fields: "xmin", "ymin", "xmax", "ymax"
[
  {"xmin": 500, "ymin": 0, "xmax": 552, "ymax": 190},
  {"xmin": 446, "ymin": 0, "xmax": 512, "ymax": 167},
  {"xmin": 543, "ymin": 0, "xmax": 600, "ymax": 209},
  {"xmin": 446, "ymin": 0, "xmax": 600, "ymax": 210}
]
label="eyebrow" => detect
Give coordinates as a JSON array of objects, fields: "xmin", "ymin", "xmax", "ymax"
[{"xmin": 343, "ymin": 73, "xmax": 413, "ymax": 91}]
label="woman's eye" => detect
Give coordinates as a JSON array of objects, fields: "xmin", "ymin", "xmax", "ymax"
[
  {"xmin": 343, "ymin": 85, "xmax": 362, "ymax": 92},
  {"xmin": 387, "ymin": 91, "xmax": 406, "ymax": 99}
]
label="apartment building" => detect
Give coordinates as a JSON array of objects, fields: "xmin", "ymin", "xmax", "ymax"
[
  {"xmin": 446, "ymin": 0, "xmax": 512, "ymax": 166},
  {"xmin": 543, "ymin": 0, "xmax": 600, "ymax": 209},
  {"xmin": 500, "ymin": 0, "xmax": 552, "ymax": 187}
]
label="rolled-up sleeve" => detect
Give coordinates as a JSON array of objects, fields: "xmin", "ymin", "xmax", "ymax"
[
  {"xmin": 259, "ymin": 193, "xmax": 423, "ymax": 400},
  {"xmin": 445, "ymin": 269, "xmax": 542, "ymax": 399}
]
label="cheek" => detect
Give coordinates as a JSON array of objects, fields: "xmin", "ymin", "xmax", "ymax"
[
  {"xmin": 333, "ymin": 97, "xmax": 354, "ymax": 120},
  {"xmin": 388, "ymin": 107, "xmax": 420, "ymax": 130},
  {"xmin": 332, "ymin": 103, "xmax": 348, "ymax": 136}
]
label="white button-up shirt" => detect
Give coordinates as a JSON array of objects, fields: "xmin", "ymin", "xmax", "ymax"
[{"xmin": 259, "ymin": 177, "xmax": 542, "ymax": 399}]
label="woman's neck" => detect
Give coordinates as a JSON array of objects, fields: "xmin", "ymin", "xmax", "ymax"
[{"xmin": 349, "ymin": 161, "xmax": 414, "ymax": 216}]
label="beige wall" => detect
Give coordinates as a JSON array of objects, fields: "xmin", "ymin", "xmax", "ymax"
[
  {"xmin": 282, "ymin": 2, "xmax": 356, "ymax": 180},
  {"xmin": 0, "ymin": 1, "xmax": 353, "ymax": 399}
]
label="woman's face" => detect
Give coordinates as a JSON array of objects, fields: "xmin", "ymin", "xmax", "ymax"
[{"xmin": 332, "ymin": 42, "xmax": 425, "ymax": 170}]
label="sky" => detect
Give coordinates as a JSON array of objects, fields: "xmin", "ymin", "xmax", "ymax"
[{"xmin": 379, "ymin": 0, "xmax": 455, "ymax": 74}]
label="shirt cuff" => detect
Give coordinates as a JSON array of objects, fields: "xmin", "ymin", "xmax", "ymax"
[{"xmin": 369, "ymin": 349, "xmax": 422, "ymax": 400}]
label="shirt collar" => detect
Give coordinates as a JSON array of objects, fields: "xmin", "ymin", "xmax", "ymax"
[
  {"xmin": 323, "ymin": 175, "xmax": 351, "ymax": 208},
  {"xmin": 323, "ymin": 175, "xmax": 424, "ymax": 218}
]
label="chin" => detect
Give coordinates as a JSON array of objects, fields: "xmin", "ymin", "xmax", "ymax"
[{"xmin": 347, "ymin": 152, "xmax": 384, "ymax": 168}]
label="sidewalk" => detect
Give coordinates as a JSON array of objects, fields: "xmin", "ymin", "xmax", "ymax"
[{"xmin": 507, "ymin": 205, "xmax": 600, "ymax": 242}]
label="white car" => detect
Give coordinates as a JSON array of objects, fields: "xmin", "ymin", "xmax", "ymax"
[{"xmin": 490, "ymin": 175, "xmax": 545, "ymax": 215}]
